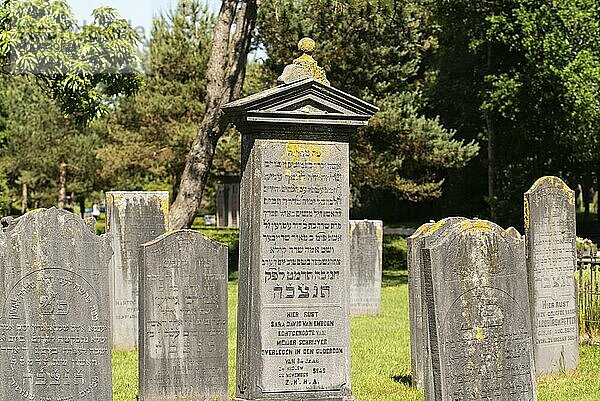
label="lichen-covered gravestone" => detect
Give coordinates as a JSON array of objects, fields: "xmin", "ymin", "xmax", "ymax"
[
  {"xmin": 422, "ymin": 220, "xmax": 537, "ymax": 401},
  {"xmin": 139, "ymin": 230, "xmax": 228, "ymax": 400},
  {"xmin": 222, "ymin": 38, "xmax": 377, "ymax": 401},
  {"xmin": 407, "ymin": 217, "xmax": 465, "ymax": 390},
  {"xmin": 349, "ymin": 220, "xmax": 383, "ymax": 316},
  {"xmin": 106, "ymin": 191, "xmax": 169, "ymax": 350},
  {"xmin": 407, "ymin": 222, "xmax": 432, "ymax": 390},
  {"xmin": 525, "ymin": 176, "xmax": 578, "ymax": 375},
  {"xmin": 0, "ymin": 208, "xmax": 113, "ymax": 401}
]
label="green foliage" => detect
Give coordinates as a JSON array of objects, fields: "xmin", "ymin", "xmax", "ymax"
[
  {"xmin": 256, "ymin": 0, "xmax": 478, "ymax": 210},
  {"xmin": 96, "ymin": 0, "xmax": 240, "ymax": 209},
  {"xmin": 0, "ymin": 0, "xmax": 141, "ymax": 124},
  {"xmin": 430, "ymin": 0, "xmax": 600, "ymax": 226},
  {"xmin": 0, "ymin": 75, "xmax": 103, "ymax": 210},
  {"xmin": 195, "ymin": 226, "xmax": 240, "ymax": 279},
  {"xmin": 382, "ymin": 234, "xmax": 407, "ymax": 273}
]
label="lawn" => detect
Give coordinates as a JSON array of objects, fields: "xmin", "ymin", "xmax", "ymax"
[{"xmin": 113, "ymin": 270, "xmax": 600, "ymax": 400}]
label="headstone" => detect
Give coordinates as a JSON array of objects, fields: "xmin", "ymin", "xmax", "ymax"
[
  {"xmin": 222, "ymin": 38, "xmax": 377, "ymax": 401},
  {"xmin": 216, "ymin": 183, "xmax": 240, "ymax": 228},
  {"xmin": 422, "ymin": 219, "xmax": 537, "ymax": 401},
  {"xmin": 139, "ymin": 230, "xmax": 228, "ymax": 400},
  {"xmin": 349, "ymin": 220, "xmax": 383, "ymax": 316},
  {"xmin": 0, "ymin": 208, "xmax": 113, "ymax": 401},
  {"xmin": 106, "ymin": 191, "xmax": 169, "ymax": 349},
  {"xmin": 407, "ymin": 217, "xmax": 465, "ymax": 390},
  {"xmin": 524, "ymin": 176, "xmax": 578, "ymax": 375}
]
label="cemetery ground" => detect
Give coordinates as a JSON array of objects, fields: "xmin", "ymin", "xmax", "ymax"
[{"xmin": 111, "ymin": 233, "xmax": 600, "ymax": 401}]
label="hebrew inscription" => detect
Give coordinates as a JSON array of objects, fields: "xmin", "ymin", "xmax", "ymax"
[
  {"xmin": 258, "ymin": 140, "xmax": 351, "ymax": 394},
  {"xmin": 0, "ymin": 208, "xmax": 112, "ymax": 401},
  {"xmin": 139, "ymin": 230, "xmax": 228, "ymax": 400},
  {"xmin": 422, "ymin": 220, "xmax": 537, "ymax": 401},
  {"xmin": 525, "ymin": 176, "xmax": 578, "ymax": 374}
]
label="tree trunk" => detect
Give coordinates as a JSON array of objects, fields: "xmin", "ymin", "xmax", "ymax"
[
  {"xmin": 57, "ymin": 160, "xmax": 67, "ymax": 209},
  {"xmin": 485, "ymin": 41, "xmax": 496, "ymax": 221},
  {"xmin": 21, "ymin": 182, "xmax": 28, "ymax": 215},
  {"xmin": 79, "ymin": 196, "xmax": 86, "ymax": 219},
  {"xmin": 168, "ymin": 0, "xmax": 258, "ymax": 230},
  {"xmin": 69, "ymin": 191, "xmax": 75, "ymax": 212}
]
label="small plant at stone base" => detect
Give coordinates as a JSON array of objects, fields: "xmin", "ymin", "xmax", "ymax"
[{"xmin": 576, "ymin": 237, "xmax": 597, "ymax": 258}]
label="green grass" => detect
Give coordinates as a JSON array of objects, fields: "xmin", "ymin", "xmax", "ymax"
[{"xmin": 113, "ymin": 271, "xmax": 600, "ymax": 400}]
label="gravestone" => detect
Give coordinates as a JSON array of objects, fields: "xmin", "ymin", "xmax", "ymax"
[
  {"xmin": 407, "ymin": 217, "xmax": 465, "ymax": 390},
  {"xmin": 222, "ymin": 38, "xmax": 377, "ymax": 401},
  {"xmin": 0, "ymin": 208, "xmax": 113, "ymax": 401},
  {"xmin": 217, "ymin": 183, "xmax": 240, "ymax": 228},
  {"xmin": 524, "ymin": 176, "xmax": 578, "ymax": 375},
  {"xmin": 139, "ymin": 230, "xmax": 228, "ymax": 400},
  {"xmin": 106, "ymin": 191, "xmax": 169, "ymax": 349},
  {"xmin": 349, "ymin": 220, "xmax": 383, "ymax": 316},
  {"xmin": 422, "ymin": 219, "xmax": 537, "ymax": 401}
]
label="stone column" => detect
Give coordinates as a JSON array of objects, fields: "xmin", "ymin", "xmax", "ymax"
[{"xmin": 223, "ymin": 38, "xmax": 377, "ymax": 401}]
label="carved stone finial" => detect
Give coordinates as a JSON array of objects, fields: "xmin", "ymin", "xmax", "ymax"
[{"xmin": 278, "ymin": 37, "xmax": 330, "ymax": 86}]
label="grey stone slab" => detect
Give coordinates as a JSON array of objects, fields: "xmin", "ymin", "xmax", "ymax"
[
  {"xmin": 525, "ymin": 176, "xmax": 579, "ymax": 375},
  {"xmin": 138, "ymin": 229, "xmax": 228, "ymax": 401},
  {"xmin": 422, "ymin": 219, "xmax": 537, "ymax": 401},
  {"xmin": 106, "ymin": 191, "xmax": 169, "ymax": 350},
  {"xmin": 0, "ymin": 208, "xmax": 113, "ymax": 401},
  {"xmin": 235, "ymin": 139, "xmax": 354, "ymax": 401},
  {"xmin": 349, "ymin": 220, "xmax": 383, "ymax": 316},
  {"xmin": 407, "ymin": 217, "xmax": 466, "ymax": 390}
]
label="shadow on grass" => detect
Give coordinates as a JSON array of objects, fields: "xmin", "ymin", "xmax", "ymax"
[
  {"xmin": 382, "ymin": 270, "xmax": 408, "ymax": 287},
  {"xmin": 392, "ymin": 374, "xmax": 412, "ymax": 386}
]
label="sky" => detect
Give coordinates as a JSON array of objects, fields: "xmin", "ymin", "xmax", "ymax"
[{"xmin": 69, "ymin": 0, "xmax": 221, "ymax": 39}]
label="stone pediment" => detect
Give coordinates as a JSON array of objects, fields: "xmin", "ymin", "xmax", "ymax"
[{"xmin": 222, "ymin": 78, "xmax": 378, "ymax": 128}]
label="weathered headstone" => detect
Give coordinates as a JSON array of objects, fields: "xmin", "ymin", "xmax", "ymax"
[
  {"xmin": 407, "ymin": 222, "xmax": 432, "ymax": 390},
  {"xmin": 525, "ymin": 176, "xmax": 578, "ymax": 375},
  {"xmin": 223, "ymin": 38, "xmax": 377, "ymax": 401},
  {"xmin": 0, "ymin": 208, "xmax": 113, "ymax": 401},
  {"xmin": 106, "ymin": 191, "xmax": 169, "ymax": 349},
  {"xmin": 407, "ymin": 217, "xmax": 465, "ymax": 390},
  {"xmin": 422, "ymin": 219, "xmax": 537, "ymax": 401},
  {"xmin": 217, "ymin": 183, "xmax": 240, "ymax": 228},
  {"xmin": 139, "ymin": 230, "xmax": 228, "ymax": 400},
  {"xmin": 349, "ymin": 220, "xmax": 383, "ymax": 316}
]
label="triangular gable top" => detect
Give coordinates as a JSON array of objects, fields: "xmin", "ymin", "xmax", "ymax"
[{"xmin": 222, "ymin": 78, "xmax": 378, "ymax": 127}]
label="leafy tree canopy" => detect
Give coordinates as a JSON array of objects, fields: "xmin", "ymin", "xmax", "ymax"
[{"xmin": 0, "ymin": 0, "xmax": 141, "ymax": 123}]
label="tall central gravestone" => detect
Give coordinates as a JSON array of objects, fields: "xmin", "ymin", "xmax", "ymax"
[
  {"xmin": 422, "ymin": 219, "xmax": 537, "ymax": 401},
  {"xmin": 106, "ymin": 191, "xmax": 169, "ymax": 350},
  {"xmin": 524, "ymin": 176, "xmax": 579, "ymax": 375},
  {"xmin": 0, "ymin": 208, "xmax": 113, "ymax": 401},
  {"xmin": 223, "ymin": 38, "xmax": 377, "ymax": 401}
]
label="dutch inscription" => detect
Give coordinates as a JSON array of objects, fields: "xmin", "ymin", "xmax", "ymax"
[
  {"xmin": 0, "ymin": 208, "xmax": 113, "ymax": 401},
  {"xmin": 139, "ymin": 230, "xmax": 228, "ymax": 400},
  {"xmin": 525, "ymin": 176, "xmax": 578, "ymax": 374},
  {"xmin": 106, "ymin": 191, "xmax": 169, "ymax": 350}
]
